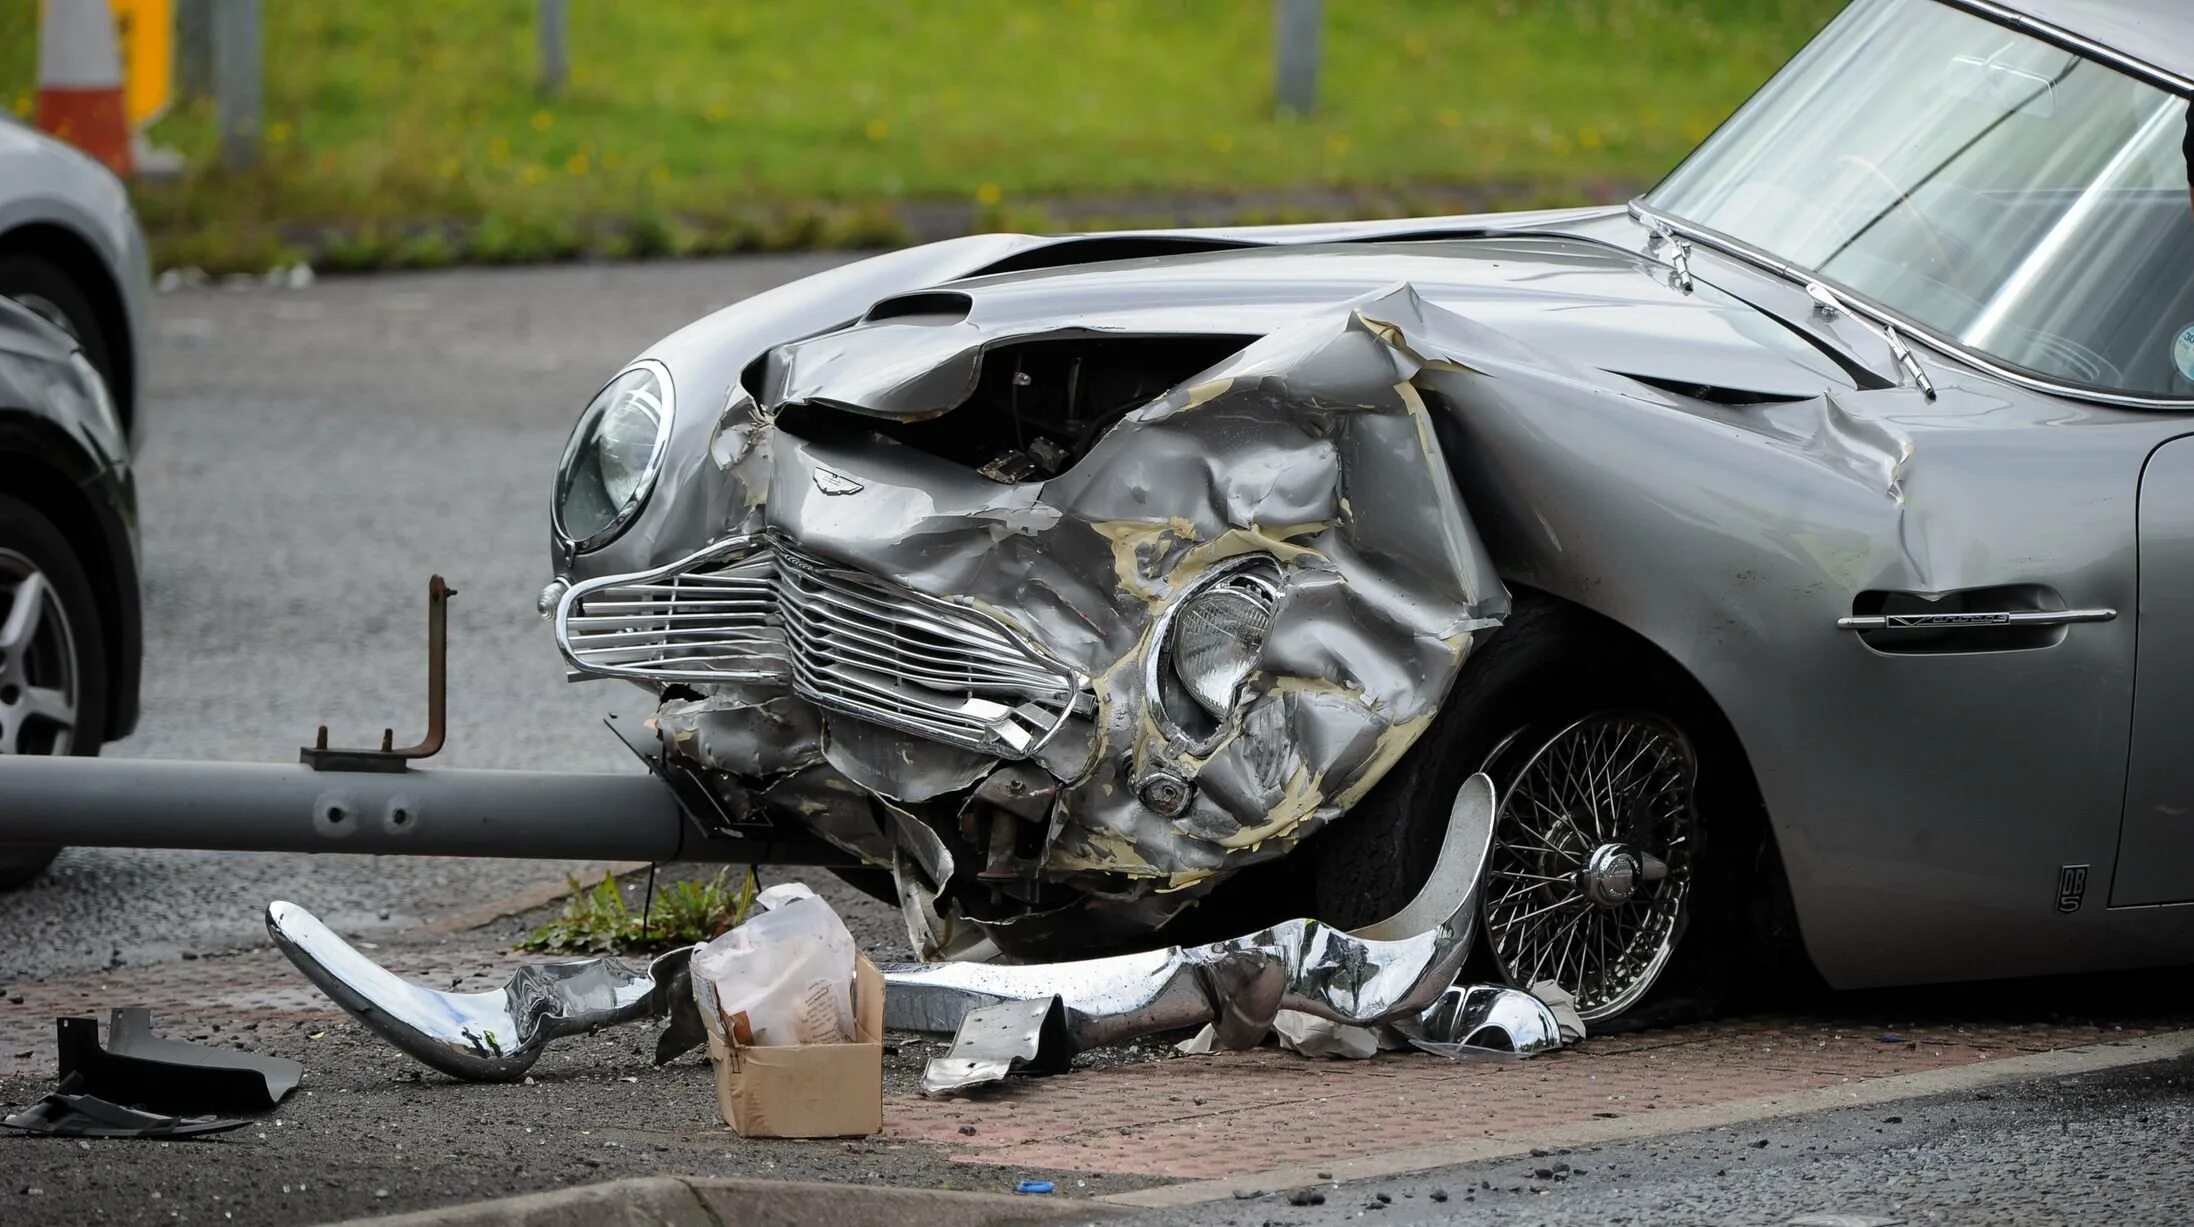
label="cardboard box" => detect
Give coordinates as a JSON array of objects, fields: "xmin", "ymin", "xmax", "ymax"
[{"xmin": 707, "ymin": 952, "xmax": 884, "ymax": 1138}]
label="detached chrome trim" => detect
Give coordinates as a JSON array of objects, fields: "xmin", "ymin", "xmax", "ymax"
[
  {"xmin": 554, "ymin": 534, "xmax": 1087, "ymax": 759},
  {"xmin": 1627, "ymin": 202, "xmax": 2194, "ymax": 411},
  {"xmin": 1837, "ymin": 608, "xmax": 2117, "ymax": 631}
]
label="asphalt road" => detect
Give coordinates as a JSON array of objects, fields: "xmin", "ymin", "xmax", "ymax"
[
  {"xmin": 1179, "ymin": 1048, "xmax": 2194, "ymax": 1226},
  {"xmin": 0, "ymin": 254, "xmax": 849, "ymax": 980}
]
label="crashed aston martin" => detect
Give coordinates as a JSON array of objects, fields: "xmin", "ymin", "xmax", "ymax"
[{"xmin": 543, "ymin": 0, "xmax": 2194, "ymax": 1026}]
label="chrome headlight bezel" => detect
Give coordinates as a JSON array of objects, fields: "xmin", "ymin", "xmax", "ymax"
[
  {"xmin": 1144, "ymin": 555, "xmax": 1283, "ymax": 751},
  {"xmin": 553, "ymin": 359, "xmax": 676, "ymax": 553}
]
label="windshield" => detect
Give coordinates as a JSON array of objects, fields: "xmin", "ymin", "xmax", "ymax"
[{"xmin": 1646, "ymin": 0, "xmax": 2194, "ymax": 401}]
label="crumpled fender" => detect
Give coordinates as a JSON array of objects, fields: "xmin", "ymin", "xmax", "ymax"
[{"xmin": 663, "ymin": 282, "xmax": 1509, "ymax": 917}]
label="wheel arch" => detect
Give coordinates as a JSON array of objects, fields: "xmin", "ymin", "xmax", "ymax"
[
  {"xmin": 0, "ymin": 222, "xmax": 136, "ymax": 435},
  {"xmin": 1490, "ymin": 582, "xmax": 1807, "ymax": 972}
]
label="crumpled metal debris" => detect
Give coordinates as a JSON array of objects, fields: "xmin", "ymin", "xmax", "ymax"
[
  {"xmin": 266, "ymin": 900, "xmax": 706, "ymax": 1082},
  {"xmin": 1, "ymin": 1087, "xmax": 250, "ymax": 1139},
  {"xmin": 888, "ymin": 774, "xmax": 1501, "ymax": 1090},
  {"xmin": 1394, "ymin": 984, "xmax": 1568, "ymax": 1059},
  {"xmin": 586, "ymin": 284, "xmax": 1512, "ymax": 953},
  {"xmin": 919, "ymin": 995, "xmax": 1073, "ymax": 1096},
  {"xmin": 1, "ymin": 1008, "xmax": 300, "ymax": 1139}
]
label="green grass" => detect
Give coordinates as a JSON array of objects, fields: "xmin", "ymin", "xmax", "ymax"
[
  {"xmin": 2, "ymin": 1, "xmax": 1845, "ymax": 269},
  {"xmin": 519, "ymin": 869, "xmax": 758, "ymax": 954}
]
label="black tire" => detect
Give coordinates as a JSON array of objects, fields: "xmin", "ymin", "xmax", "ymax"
[
  {"xmin": 0, "ymin": 492, "xmax": 109, "ymax": 889},
  {"xmin": 1308, "ymin": 591, "xmax": 1762, "ymax": 1031},
  {"xmin": 0, "ymin": 253, "xmax": 118, "ymax": 410}
]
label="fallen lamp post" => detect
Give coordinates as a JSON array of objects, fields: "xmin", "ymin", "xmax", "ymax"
[{"xmin": 0, "ymin": 576, "xmax": 855, "ymax": 868}]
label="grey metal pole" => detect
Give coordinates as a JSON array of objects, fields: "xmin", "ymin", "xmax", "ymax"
[
  {"xmin": 538, "ymin": 0, "xmax": 568, "ymax": 97},
  {"xmin": 1274, "ymin": 0, "xmax": 1321, "ymax": 117},
  {"xmin": 176, "ymin": 0, "xmax": 214, "ymax": 103},
  {"xmin": 0, "ymin": 757, "xmax": 684, "ymax": 861},
  {"xmin": 213, "ymin": 0, "xmax": 261, "ymax": 170}
]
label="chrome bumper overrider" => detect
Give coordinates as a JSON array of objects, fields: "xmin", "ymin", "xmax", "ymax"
[{"xmin": 554, "ymin": 535, "xmax": 1086, "ymax": 759}]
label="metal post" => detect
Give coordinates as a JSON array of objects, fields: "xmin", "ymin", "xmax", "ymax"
[
  {"xmin": 538, "ymin": 0, "xmax": 568, "ymax": 97},
  {"xmin": 0, "ymin": 758, "xmax": 687, "ymax": 861},
  {"xmin": 212, "ymin": 0, "xmax": 260, "ymax": 170},
  {"xmin": 1274, "ymin": 0, "xmax": 1321, "ymax": 117},
  {"xmin": 176, "ymin": 0, "xmax": 214, "ymax": 103}
]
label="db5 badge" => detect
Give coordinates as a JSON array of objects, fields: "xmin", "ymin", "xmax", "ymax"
[{"xmin": 2055, "ymin": 864, "xmax": 2089, "ymax": 914}]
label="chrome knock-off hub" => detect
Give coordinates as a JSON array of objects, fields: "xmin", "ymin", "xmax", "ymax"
[{"xmin": 1577, "ymin": 843, "xmax": 1668, "ymax": 907}]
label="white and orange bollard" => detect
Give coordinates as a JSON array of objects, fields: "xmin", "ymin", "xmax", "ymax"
[{"xmin": 34, "ymin": 0, "xmax": 135, "ymax": 176}]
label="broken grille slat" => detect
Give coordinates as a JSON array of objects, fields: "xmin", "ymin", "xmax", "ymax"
[
  {"xmin": 779, "ymin": 598, "xmax": 1066, "ymax": 692},
  {"xmin": 554, "ymin": 536, "xmax": 1081, "ymax": 759}
]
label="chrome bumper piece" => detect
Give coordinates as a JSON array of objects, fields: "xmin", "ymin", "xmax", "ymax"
[{"xmin": 266, "ymin": 901, "xmax": 705, "ymax": 1082}]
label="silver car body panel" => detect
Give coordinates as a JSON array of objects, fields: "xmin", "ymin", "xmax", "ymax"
[
  {"xmin": 561, "ymin": 178, "xmax": 2194, "ymax": 988},
  {"xmin": 0, "ymin": 117, "xmax": 152, "ymax": 440}
]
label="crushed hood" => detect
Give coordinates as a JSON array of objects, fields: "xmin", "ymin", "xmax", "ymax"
[{"xmin": 762, "ymin": 235, "xmax": 1858, "ymax": 417}]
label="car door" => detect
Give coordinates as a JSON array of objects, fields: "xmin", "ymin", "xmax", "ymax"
[{"xmin": 2113, "ymin": 435, "xmax": 2194, "ymax": 905}]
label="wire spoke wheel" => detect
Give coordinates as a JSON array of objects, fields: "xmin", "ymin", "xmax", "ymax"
[{"xmin": 1482, "ymin": 712, "xmax": 1696, "ymax": 1023}]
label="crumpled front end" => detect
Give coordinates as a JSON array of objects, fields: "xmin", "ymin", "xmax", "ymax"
[{"xmin": 556, "ymin": 284, "xmax": 1507, "ymax": 956}]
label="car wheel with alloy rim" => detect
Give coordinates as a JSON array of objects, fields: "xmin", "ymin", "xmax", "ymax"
[{"xmin": 0, "ymin": 493, "xmax": 108, "ymax": 888}]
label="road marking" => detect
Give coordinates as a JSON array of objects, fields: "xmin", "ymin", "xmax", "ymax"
[{"xmin": 1099, "ymin": 1029, "xmax": 2194, "ymax": 1209}]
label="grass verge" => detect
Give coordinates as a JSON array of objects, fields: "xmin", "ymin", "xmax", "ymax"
[{"xmin": 0, "ymin": 1, "xmax": 1845, "ymax": 270}]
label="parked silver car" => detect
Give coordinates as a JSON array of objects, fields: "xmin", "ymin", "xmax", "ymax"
[
  {"xmin": 544, "ymin": 0, "xmax": 2194, "ymax": 1026},
  {"xmin": 0, "ymin": 117, "xmax": 150, "ymax": 886},
  {"xmin": 0, "ymin": 114, "xmax": 151, "ymax": 442}
]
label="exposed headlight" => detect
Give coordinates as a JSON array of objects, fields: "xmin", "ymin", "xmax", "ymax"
[
  {"xmin": 554, "ymin": 360, "xmax": 675, "ymax": 551},
  {"xmin": 1150, "ymin": 557, "xmax": 1282, "ymax": 743}
]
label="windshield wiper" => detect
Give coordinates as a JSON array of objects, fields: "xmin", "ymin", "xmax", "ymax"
[
  {"xmin": 1645, "ymin": 220, "xmax": 1694, "ymax": 294},
  {"xmin": 1806, "ymin": 282, "xmax": 1936, "ymax": 401}
]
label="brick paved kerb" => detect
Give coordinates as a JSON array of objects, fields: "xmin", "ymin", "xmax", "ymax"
[{"xmin": 0, "ymin": 936, "xmax": 2167, "ymax": 1187}]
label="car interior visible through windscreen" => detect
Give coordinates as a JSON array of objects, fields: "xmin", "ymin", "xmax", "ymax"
[{"xmin": 1647, "ymin": 0, "xmax": 2194, "ymax": 399}]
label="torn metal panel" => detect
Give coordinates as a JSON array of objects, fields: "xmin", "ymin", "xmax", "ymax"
[
  {"xmin": 918, "ymin": 995, "xmax": 1073, "ymax": 1096},
  {"xmin": 266, "ymin": 901, "xmax": 705, "ymax": 1082}
]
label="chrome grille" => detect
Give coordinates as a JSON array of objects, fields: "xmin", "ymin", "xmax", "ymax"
[
  {"xmin": 557, "ymin": 542, "xmax": 788, "ymax": 683},
  {"xmin": 554, "ymin": 536, "xmax": 1081, "ymax": 758}
]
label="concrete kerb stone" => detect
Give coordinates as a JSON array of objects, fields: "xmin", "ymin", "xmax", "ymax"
[
  {"xmin": 324, "ymin": 1175, "xmax": 1126, "ymax": 1227},
  {"xmin": 1098, "ymin": 1029, "xmax": 2194, "ymax": 1209}
]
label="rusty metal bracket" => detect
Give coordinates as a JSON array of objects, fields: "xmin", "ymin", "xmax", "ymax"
[{"xmin": 300, "ymin": 576, "xmax": 453, "ymax": 773}]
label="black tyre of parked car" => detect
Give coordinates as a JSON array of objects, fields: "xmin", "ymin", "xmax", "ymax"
[
  {"xmin": 0, "ymin": 491, "xmax": 108, "ymax": 888},
  {"xmin": 0, "ymin": 253, "xmax": 118, "ymax": 409},
  {"xmin": 1309, "ymin": 591, "xmax": 1764, "ymax": 1032}
]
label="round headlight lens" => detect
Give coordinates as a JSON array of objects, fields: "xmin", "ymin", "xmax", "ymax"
[
  {"xmin": 1171, "ymin": 584, "xmax": 1275, "ymax": 716},
  {"xmin": 555, "ymin": 362, "xmax": 674, "ymax": 550},
  {"xmin": 1155, "ymin": 560, "xmax": 1282, "ymax": 743}
]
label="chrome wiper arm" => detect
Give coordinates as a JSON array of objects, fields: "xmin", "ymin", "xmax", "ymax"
[
  {"xmin": 1644, "ymin": 219, "xmax": 1694, "ymax": 294},
  {"xmin": 1806, "ymin": 281, "xmax": 1937, "ymax": 401}
]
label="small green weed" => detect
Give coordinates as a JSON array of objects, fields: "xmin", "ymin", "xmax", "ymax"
[{"xmin": 518, "ymin": 868, "xmax": 758, "ymax": 954}]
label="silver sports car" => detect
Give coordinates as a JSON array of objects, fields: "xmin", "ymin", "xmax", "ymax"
[{"xmin": 543, "ymin": 0, "xmax": 2194, "ymax": 1026}]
